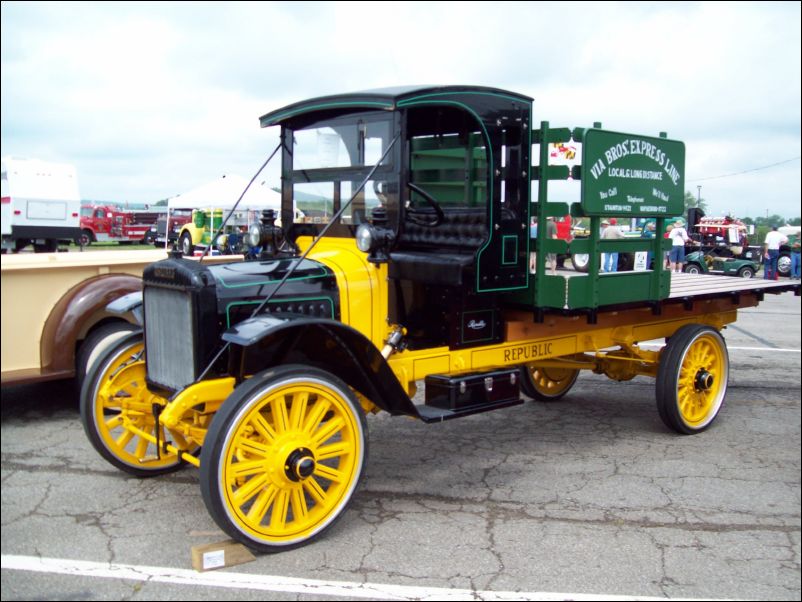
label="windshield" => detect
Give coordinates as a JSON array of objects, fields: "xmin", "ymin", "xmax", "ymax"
[{"xmin": 289, "ymin": 114, "xmax": 396, "ymax": 234}]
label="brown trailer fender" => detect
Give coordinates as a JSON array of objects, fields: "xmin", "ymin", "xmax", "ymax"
[{"xmin": 40, "ymin": 273, "xmax": 142, "ymax": 378}]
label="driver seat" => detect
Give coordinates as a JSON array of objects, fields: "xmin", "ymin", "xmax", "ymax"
[{"xmin": 389, "ymin": 207, "xmax": 487, "ymax": 287}]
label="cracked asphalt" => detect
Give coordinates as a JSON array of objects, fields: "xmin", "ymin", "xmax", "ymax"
[{"xmin": 2, "ymin": 293, "xmax": 800, "ymax": 600}]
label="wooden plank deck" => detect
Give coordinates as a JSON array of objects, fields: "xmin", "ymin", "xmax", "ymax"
[{"xmin": 667, "ymin": 272, "xmax": 798, "ymax": 298}]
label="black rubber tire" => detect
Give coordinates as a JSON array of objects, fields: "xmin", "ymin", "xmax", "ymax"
[
  {"xmin": 200, "ymin": 364, "xmax": 368, "ymax": 553},
  {"xmin": 180, "ymin": 232, "xmax": 194, "ymax": 256},
  {"xmin": 737, "ymin": 266, "xmax": 755, "ymax": 279},
  {"xmin": 656, "ymin": 325, "xmax": 729, "ymax": 435}
]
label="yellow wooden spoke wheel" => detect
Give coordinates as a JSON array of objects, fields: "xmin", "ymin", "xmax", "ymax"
[
  {"xmin": 656, "ymin": 325, "xmax": 729, "ymax": 434},
  {"xmin": 520, "ymin": 365, "xmax": 579, "ymax": 401},
  {"xmin": 200, "ymin": 365, "xmax": 367, "ymax": 552},
  {"xmin": 80, "ymin": 333, "xmax": 183, "ymax": 476}
]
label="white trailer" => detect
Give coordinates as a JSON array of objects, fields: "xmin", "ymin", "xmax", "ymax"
[{"xmin": 1, "ymin": 157, "xmax": 83, "ymax": 252}]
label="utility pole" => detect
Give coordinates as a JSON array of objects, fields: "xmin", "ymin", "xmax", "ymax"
[{"xmin": 697, "ymin": 185, "xmax": 701, "ymax": 206}]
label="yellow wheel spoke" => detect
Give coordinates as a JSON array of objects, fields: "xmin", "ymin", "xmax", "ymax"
[
  {"xmin": 270, "ymin": 396, "xmax": 290, "ymax": 434},
  {"xmin": 270, "ymin": 490, "xmax": 290, "ymax": 530},
  {"xmin": 230, "ymin": 459, "xmax": 270, "ymax": 479},
  {"xmin": 246, "ymin": 485, "xmax": 278, "ymax": 523},
  {"xmin": 232, "ymin": 435, "xmax": 271, "ymax": 458},
  {"xmin": 288, "ymin": 392, "xmax": 309, "ymax": 431},
  {"xmin": 133, "ymin": 425, "xmax": 151, "ymax": 458},
  {"xmin": 291, "ymin": 486, "xmax": 309, "ymax": 522},
  {"xmin": 312, "ymin": 416, "xmax": 345, "ymax": 446},
  {"xmin": 251, "ymin": 412, "xmax": 277, "ymax": 443},
  {"xmin": 316, "ymin": 441, "xmax": 351, "ymax": 461},
  {"xmin": 114, "ymin": 428, "xmax": 134, "ymax": 449},
  {"xmin": 232, "ymin": 473, "xmax": 270, "ymax": 507},
  {"xmin": 303, "ymin": 400, "xmax": 331, "ymax": 434},
  {"xmin": 303, "ymin": 476, "xmax": 327, "ymax": 505},
  {"xmin": 314, "ymin": 463, "xmax": 344, "ymax": 483}
]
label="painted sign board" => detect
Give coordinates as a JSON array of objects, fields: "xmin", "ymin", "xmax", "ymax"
[{"xmin": 581, "ymin": 129, "xmax": 685, "ymax": 217}]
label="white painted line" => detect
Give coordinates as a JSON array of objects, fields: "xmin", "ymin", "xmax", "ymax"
[{"xmin": 1, "ymin": 554, "xmax": 727, "ymax": 601}]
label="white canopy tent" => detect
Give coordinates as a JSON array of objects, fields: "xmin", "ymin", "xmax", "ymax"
[
  {"xmin": 167, "ymin": 174, "xmax": 281, "ymax": 211},
  {"xmin": 163, "ymin": 175, "xmax": 282, "ymax": 249}
]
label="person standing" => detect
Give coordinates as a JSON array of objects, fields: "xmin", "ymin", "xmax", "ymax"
[
  {"xmin": 763, "ymin": 226, "xmax": 789, "ymax": 280},
  {"xmin": 546, "ymin": 216, "xmax": 558, "ymax": 275},
  {"xmin": 529, "ymin": 217, "xmax": 538, "ymax": 274},
  {"xmin": 668, "ymin": 219, "xmax": 690, "ymax": 273},
  {"xmin": 791, "ymin": 236, "xmax": 801, "ymax": 280},
  {"xmin": 641, "ymin": 219, "xmax": 656, "ymax": 269},
  {"xmin": 600, "ymin": 217, "xmax": 624, "ymax": 272}
]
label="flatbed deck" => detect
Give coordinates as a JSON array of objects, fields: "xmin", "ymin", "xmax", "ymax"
[
  {"xmin": 523, "ymin": 269, "xmax": 799, "ymax": 311},
  {"xmin": 666, "ymin": 272, "xmax": 799, "ymax": 298}
]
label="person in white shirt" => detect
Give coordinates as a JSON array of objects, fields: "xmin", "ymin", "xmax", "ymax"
[
  {"xmin": 668, "ymin": 219, "xmax": 690, "ymax": 273},
  {"xmin": 763, "ymin": 226, "xmax": 789, "ymax": 280}
]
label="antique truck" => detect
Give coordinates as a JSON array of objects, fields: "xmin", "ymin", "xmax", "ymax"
[{"xmin": 80, "ymin": 86, "xmax": 800, "ymax": 553}]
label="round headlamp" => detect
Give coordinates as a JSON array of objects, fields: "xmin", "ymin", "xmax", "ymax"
[
  {"xmin": 247, "ymin": 223, "xmax": 262, "ymax": 247},
  {"xmin": 356, "ymin": 223, "xmax": 375, "ymax": 253}
]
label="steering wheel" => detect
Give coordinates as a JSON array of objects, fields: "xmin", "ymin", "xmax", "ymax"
[{"xmin": 406, "ymin": 182, "xmax": 445, "ymax": 227}]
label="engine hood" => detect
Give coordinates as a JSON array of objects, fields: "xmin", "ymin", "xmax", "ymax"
[{"xmin": 206, "ymin": 257, "xmax": 340, "ymax": 327}]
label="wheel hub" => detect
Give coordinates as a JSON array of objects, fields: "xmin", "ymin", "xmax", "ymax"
[
  {"xmin": 694, "ymin": 369, "xmax": 714, "ymax": 391},
  {"xmin": 285, "ymin": 447, "xmax": 315, "ymax": 482}
]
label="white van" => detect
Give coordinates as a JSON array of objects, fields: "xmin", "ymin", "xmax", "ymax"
[{"xmin": 1, "ymin": 157, "xmax": 82, "ymax": 252}]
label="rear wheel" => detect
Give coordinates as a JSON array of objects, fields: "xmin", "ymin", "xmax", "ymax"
[
  {"xmin": 200, "ymin": 365, "xmax": 367, "ymax": 553},
  {"xmin": 683, "ymin": 263, "xmax": 702, "ymax": 274},
  {"xmin": 78, "ymin": 230, "xmax": 94, "ymax": 246},
  {"xmin": 737, "ymin": 266, "xmax": 755, "ymax": 278},
  {"xmin": 520, "ymin": 365, "xmax": 579, "ymax": 401},
  {"xmin": 656, "ymin": 325, "xmax": 728, "ymax": 434}
]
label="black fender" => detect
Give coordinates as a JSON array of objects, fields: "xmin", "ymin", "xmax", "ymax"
[
  {"xmin": 106, "ymin": 291, "xmax": 144, "ymax": 325},
  {"xmin": 222, "ymin": 315, "xmax": 420, "ymax": 418}
]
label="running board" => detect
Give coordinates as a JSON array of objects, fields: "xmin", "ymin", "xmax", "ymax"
[{"xmin": 415, "ymin": 398, "xmax": 524, "ymax": 423}]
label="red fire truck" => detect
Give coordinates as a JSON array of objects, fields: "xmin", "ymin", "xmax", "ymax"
[{"xmin": 78, "ymin": 204, "xmax": 163, "ymax": 245}]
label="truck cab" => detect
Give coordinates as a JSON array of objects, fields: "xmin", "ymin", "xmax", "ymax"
[{"xmin": 264, "ymin": 86, "xmax": 532, "ymax": 350}]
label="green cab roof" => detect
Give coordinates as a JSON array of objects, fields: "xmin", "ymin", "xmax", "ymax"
[{"xmin": 259, "ymin": 85, "xmax": 533, "ymax": 128}]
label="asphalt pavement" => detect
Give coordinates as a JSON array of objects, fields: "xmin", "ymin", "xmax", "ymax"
[{"xmin": 1, "ymin": 292, "xmax": 800, "ymax": 600}]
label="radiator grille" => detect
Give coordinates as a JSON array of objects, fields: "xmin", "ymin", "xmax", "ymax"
[{"xmin": 144, "ymin": 287, "xmax": 196, "ymax": 390}]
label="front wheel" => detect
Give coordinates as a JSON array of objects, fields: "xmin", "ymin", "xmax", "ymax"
[
  {"xmin": 180, "ymin": 232, "xmax": 194, "ymax": 256},
  {"xmin": 737, "ymin": 266, "xmax": 755, "ymax": 278},
  {"xmin": 656, "ymin": 325, "xmax": 729, "ymax": 434},
  {"xmin": 520, "ymin": 365, "xmax": 579, "ymax": 401},
  {"xmin": 683, "ymin": 263, "xmax": 702, "ymax": 274},
  {"xmin": 200, "ymin": 365, "xmax": 368, "ymax": 553},
  {"xmin": 80, "ymin": 332, "xmax": 184, "ymax": 476}
]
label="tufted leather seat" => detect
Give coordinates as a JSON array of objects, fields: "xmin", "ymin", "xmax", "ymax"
[{"xmin": 389, "ymin": 208, "xmax": 487, "ymax": 286}]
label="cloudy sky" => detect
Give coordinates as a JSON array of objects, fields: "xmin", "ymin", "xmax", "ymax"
[{"xmin": 2, "ymin": 1, "xmax": 800, "ymax": 219}]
